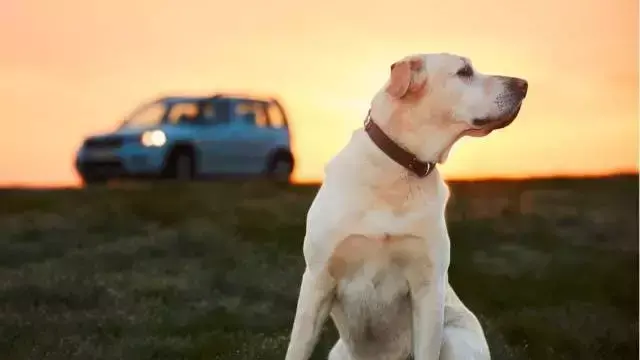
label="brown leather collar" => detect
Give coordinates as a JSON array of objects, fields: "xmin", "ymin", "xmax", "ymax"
[{"xmin": 364, "ymin": 112, "xmax": 436, "ymax": 178}]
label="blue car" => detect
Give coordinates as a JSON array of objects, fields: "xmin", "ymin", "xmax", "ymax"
[{"xmin": 75, "ymin": 94, "xmax": 295, "ymax": 184}]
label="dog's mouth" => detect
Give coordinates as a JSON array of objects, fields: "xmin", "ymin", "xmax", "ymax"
[{"xmin": 469, "ymin": 103, "xmax": 522, "ymax": 136}]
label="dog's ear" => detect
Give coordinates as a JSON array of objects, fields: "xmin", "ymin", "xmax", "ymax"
[{"xmin": 386, "ymin": 58, "xmax": 426, "ymax": 98}]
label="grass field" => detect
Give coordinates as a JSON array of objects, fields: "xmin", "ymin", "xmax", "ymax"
[{"xmin": 0, "ymin": 175, "xmax": 637, "ymax": 360}]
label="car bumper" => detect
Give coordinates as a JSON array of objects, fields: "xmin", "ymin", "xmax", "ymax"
[{"xmin": 75, "ymin": 144, "xmax": 168, "ymax": 180}]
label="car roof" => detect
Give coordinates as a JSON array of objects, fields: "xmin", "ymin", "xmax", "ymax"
[
  {"xmin": 158, "ymin": 93, "xmax": 279, "ymax": 104},
  {"xmin": 160, "ymin": 96, "xmax": 208, "ymax": 104}
]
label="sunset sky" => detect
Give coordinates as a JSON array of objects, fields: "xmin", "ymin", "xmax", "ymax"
[{"xmin": 0, "ymin": 0, "xmax": 637, "ymax": 186}]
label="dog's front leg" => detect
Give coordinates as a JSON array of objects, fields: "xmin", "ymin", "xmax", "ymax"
[
  {"xmin": 406, "ymin": 262, "xmax": 447, "ymax": 360},
  {"xmin": 285, "ymin": 268, "xmax": 334, "ymax": 360}
]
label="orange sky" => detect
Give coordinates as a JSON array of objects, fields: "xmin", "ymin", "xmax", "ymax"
[{"xmin": 0, "ymin": 0, "xmax": 637, "ymax": 186}]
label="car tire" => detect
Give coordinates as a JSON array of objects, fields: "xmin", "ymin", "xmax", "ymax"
[
  {"xmin": 162, "ymin": 148, "xmax": 196, "ymax": 181},
  {"xmin": 266, "ymin": 152, "xmax": 294, "ymax": 183},
  {"xmin": 82, "ymin": 177, "xmax": 108, "ymax": 186}
]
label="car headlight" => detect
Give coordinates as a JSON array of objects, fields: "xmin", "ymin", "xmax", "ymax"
[{"xmin": 141, "ymin": 130, "xmax": 166, "ymax": 147}]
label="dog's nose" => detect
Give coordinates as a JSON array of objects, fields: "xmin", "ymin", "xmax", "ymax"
[{"xmin": 509, "ymin": 77, "xmax": 528, "ymax": 98}]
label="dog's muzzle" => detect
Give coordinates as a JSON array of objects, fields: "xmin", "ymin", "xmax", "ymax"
[{"xmin": 472, "ymin": 77, "xmax": 528, "ymax": 130}]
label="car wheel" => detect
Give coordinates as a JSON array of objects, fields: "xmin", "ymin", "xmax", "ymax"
[
  {"xmin": 163, "ymin": 148, "xmax": 196, "ymax": 181},
  {"xmin": 81, "ymin": 175, "xmax": 108, "ymax": 186},
  {"xmin": 267, "ymin": 154, "xmax": 293, "ymax": 183},
  {"xmin": 175, "ymin": 153, "xmax": 194, "ymax": 181}
]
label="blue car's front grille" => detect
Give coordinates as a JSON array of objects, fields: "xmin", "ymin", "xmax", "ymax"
[{"xmin": 84, "ymin": 137, "xmax": 124, "ymax": 149}]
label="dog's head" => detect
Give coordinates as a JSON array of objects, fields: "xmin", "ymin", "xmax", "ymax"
[{"xmin": 372, "ymin": 53, "xmax": 527, "ymax": 162}]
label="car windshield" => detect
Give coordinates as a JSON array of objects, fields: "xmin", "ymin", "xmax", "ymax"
[{"xmin": 120, "ymin": 101, "xmax": 168, "ymax": 129}]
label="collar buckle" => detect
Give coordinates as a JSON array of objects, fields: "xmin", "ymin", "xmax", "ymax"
[{"xmin": 410, "ymin": 157, "xmax": 430, "ymax": 177}]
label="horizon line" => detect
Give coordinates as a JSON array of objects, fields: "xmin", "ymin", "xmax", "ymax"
[{"xmin": 1, "ymin": 171, "xmax": 637, "ymax": 190}]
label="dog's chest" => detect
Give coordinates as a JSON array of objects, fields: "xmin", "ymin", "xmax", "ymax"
[
  {"xmin": 358, "ymin": 207, "xmax": 429, "ymax": 236},
  {"xmin": 337, "ymin": 259, "xmax": 409, "ymax": 309},
  {"xmin": 332, "ymin": 254, "xmax": 413, "ymax": 357}
]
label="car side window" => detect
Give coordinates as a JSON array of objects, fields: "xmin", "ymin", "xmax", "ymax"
[
  {"xmin": 266, "ymin": 102, "xmax": 286, "ymax": 129},
  {"xmin": 201, "ymin": 100, "xmax": 230, "ymax": 126},
  {"xmin": 234, "ymin": 101, "xmax": 269, "ymax": 128},
  {"xmin": 167, "ymin": 103, "xmax": 200, "ymax": 125}
]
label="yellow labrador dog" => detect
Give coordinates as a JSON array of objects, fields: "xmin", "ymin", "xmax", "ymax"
[{"xmin": 284, "ymin": 53, "xmax": 527, "ymax": 360}]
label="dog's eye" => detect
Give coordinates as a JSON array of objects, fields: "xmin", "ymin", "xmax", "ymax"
[{"xmin": 456, "ymin": 65, "xmax": 474, "ymax": 78}]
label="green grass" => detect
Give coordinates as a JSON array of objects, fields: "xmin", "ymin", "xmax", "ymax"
[{"xmin": 0, "ymin": 175, "xmax": 637, "ymax": 359}]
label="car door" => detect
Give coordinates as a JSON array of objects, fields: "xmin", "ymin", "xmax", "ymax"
[
  {"xmin": 227, "ymin": 100, "xmax": 274, "ymax": 174},
  {"xmin": 193, "ymin": 99, "xmax": 246, "ymax": 175}
]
